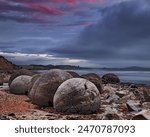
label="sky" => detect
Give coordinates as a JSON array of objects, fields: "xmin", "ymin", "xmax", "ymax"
[{"xmin": 0, "ymin": 0, "xmax": 150, "ymax": 67}]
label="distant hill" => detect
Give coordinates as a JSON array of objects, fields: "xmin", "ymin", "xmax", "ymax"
[
  {"xmin": 101, "ymin": 66, "xmax": 150, "ymax": 71},
  {"xmin": 0, "ymin": 56, "xmax": 18, "ymax": 70},
  {"xmin": 19, "ymin": 64, "xmax": 89, "ymax": 70}
]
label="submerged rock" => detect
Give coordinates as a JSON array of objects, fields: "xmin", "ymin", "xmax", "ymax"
[
  {"xmin": 102, "ymin": 73, "xmax": 120, "ymax": 84},
  {"xmin": 10, "ymin": 75, "xmax": 32, "ymax": 95},
  {"xmin": 132, "ymin": 109, "xmax": 150, "ymax": 120},
  {"xmin": 9, "ymin": 69, "xmax": 34, "ymax": 86},
  {"xmin": 29, "ymin": 69, "xmax": 73, "ymax": 107},
  {"xmin": 81, "ymin": 73, "xmax": 103, "ymax": 93},
  {"xmin": 54, "ymin": 78, "xmax": 101, "ymax": 114}
]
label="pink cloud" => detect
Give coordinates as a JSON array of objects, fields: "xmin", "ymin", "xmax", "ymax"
[
  {"xmin": 63, "ymin": 20, "xmax": 97, "ymax": 26},
  {"xmin": 0, "ymin": 0, "xmax": 106, "ymax": 24}
]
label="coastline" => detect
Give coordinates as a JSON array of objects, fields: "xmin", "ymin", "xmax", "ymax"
[{"xmin": 0, "ymin": 70, "xmax": 150, "ymax": 120}]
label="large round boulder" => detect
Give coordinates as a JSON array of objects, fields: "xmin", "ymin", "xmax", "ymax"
[
  {"xmin": 54, "ymin": 78, "xmax": 101, "ymax": 114},
  {"xmin": 28, "ymin": 74, "xmax": 41, "ymax": 95},
  {"xmin": 81, "ymin": 73, "xmax": 103, "ymax": 93},
  {"xmin": 9, "ymin": 69, "xmax": 34, "ymax": 86},
  {"xmin": 10, "ymin": 75, "xmax": 32, "ymax": 95},
  {"xmin": 29, "ymin": 69, "xmax": 73, "ymax": 107},
  {"xmin": 102, "ymin": 73, "xmax": 120, "ymax": 84}
]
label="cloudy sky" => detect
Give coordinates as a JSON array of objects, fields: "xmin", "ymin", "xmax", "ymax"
[{"xmin": 0, "ymin": 0, "xmax": 150, "ymax": 67}]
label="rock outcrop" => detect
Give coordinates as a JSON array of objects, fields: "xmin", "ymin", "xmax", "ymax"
[{"xmin": 0, "ymin": 56, "xmax": 18, "ymax": 70}]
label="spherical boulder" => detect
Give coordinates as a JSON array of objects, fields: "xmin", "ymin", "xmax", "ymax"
[
  {"xmin": 28, "ymin": 74, "xmax": 41, "ymax": 95},
  {"xmin": 10, "ymin": 75, "xmax": 32, "ymax": 95},
  {"xmin": 29, "ymin": 69, "xmax": 73, "ymax": 107},
  {"xmin": 9, "ymin": 69, "xmax": 34, "ymax": 86},
  {"xmin": 67, "ymin": 71, "xmax": 80, "ymax": 78},
  {"xmin": 81, "ymin": 73, "xmax": 103, "ymax": 93},
  {"xmin": 54, "ymin": 78, "xmax": 101, "ymax": 114},
  {"xmin": 102, "ymin": 73, "xmax": 120, "ymax": 84}
]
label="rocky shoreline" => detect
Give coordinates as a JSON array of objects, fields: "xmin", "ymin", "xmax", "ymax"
[{"xmin": 0, "ymin": 69, "xmax": 150, "ymax": 120}]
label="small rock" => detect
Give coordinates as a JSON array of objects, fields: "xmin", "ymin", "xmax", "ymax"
[
  {"xmin": 143, "ymin": 90, "xmax": 150, "ymax": 102},
  {"xmin": 8, "ymin": 113, "xmax": 15, "ymax": 117},
  {"xmin": 116, "ymin": 90, "xmax": 128, "ymax": 98},
  {"xmin": 129, "ymin": 84, "xmax": 138, "ymax": 89},
  {"xmin": 126, "ymin": 100, "xmax": 142, "ymax": 112},
  {"xmin": 119, "ymin": 92, "xmax": 136, "ymax": 104},
  {"xmin": 102, "ymin": 106, "xmax": 123, "ymax": 120},
  {"xmin": 132, "ymin": 89, "xmax": 144, "ymax": 102},
  {"xmin": 0, "ymin": 115, "xmax": 10, "ymax": 120},
  {"xmin": 132, "ymin": 109, "xmax": 150, "ymax": 120},
  {"xmin": 142, "ymin": 102, "xmax": 150, "ymax": 109},
  {"xmin": 103, "ymin": 86, "xmax": 117, "ymax": 94},
  {"xmin": 106, "ymin": 94, "xmax": 120, "ymax": 104}
]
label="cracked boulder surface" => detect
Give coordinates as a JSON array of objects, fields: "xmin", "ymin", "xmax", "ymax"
[
  {"xmin": 29, "ymin": 69, "xmax": 73, "ymax": 107},
  {"xmin": 54, "ymin": 78, "xmax": 101, "ymax": 114},
  {"xmin": 81, "ymin": 73, "xmax": 103, "ymax": 93},
  {"xmin": 1, "ymin": 70, "xmax": 150, "ymax": 120}
]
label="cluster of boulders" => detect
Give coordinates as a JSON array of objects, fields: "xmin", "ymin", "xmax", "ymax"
[
  {"xmin": 1, "ymin": 68, "xmax": 150, "ymax": 119},
  {"xmin": 7, "ymin": 69, "xmax": 104, "ymax": 114}
]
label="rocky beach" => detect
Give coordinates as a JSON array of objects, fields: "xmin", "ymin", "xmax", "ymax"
[
  {"xmin": 0, "ymin": 56, "xmax": 150, "ymax": 120},
  {"xmin": 0, "ymin": 70, "xmax": 150, "ymax": 120}
]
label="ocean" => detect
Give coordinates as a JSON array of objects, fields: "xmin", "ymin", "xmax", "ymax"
[
  {"xmin": 37, "ymin": 69, "xmax": 150, "ymax": 85},
  {"xmin": 73, "ymin": 69, "xmax": 150, "ymax": 85}
]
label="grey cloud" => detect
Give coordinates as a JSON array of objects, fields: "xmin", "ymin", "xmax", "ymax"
[{"xmin": 51, "ymin": 0, "xmax": 150, "ymax": 65}]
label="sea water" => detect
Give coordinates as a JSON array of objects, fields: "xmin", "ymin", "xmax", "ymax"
[
  {"xmin": 37, "ymin": 69, "xmax": 150, "ymax": 85},
  {"xmin": 73, "ymin": 69, "xmax": 150, "ymax": 85}
]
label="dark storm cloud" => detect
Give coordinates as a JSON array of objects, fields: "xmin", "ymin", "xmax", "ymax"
[
  {"xmin": 0, "ymin": 14, "xmax": 49, "ymax": 23},
  {"xmin": 51, "ymin": 0, "xmax": 150, "ymax": 62},
  {"xmin": 0, "ymin": 1, "xmax": 32, "ymax": 12}
]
